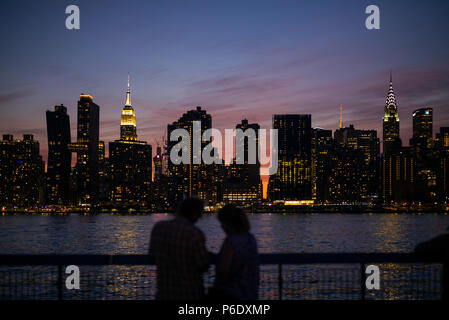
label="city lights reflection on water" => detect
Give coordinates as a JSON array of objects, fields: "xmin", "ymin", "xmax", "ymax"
[
  {"xmin": 1, "ymin": 213, "xmax": 449, "ymax": 254},
  {"xmin": 1, "ymin": 213, "xmax": 448, "ymax": 299}
]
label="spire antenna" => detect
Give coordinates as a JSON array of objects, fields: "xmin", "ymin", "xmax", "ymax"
[
  {"xmin": 390, "ymin": 69, "xmax": 392, "ymax": 83},
  {"xmin": 339, "ymin": 104, "xmax": 343, "ymax": 129},
  {"xmin": 125, "ymin": 74, "xmax": 132, "ymax": 106}
]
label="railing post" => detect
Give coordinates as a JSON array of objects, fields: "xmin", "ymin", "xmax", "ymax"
[
  {"xmin": 278, "ymin": 263, "xmax": 283, "ymax": 300},
  {"xmin": 57, "ymin": 264, "xmax": 63, "ymax": 300},
  {"xmin": 443, "ymin": 261, "xmax": 449, "ymax": 301},
  {"xmin": 360, "ymin": 263, "xmax": 365, "ymax": 300}
]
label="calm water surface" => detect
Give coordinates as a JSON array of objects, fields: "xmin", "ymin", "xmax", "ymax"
[{"xmin": 1, "ymin": 213, "xmax": 449, "ymax": 254}]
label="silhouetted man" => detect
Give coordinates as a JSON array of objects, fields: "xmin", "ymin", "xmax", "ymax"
[
  {"xmin": 414, "ymin": 227, "xmax": 449, "ymax": 300},
  {"xmin": 149, "ymin": 197, "xmax": 210, "ymax": 300}
]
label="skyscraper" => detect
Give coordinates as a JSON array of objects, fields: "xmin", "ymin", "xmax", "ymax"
[
  {"xmin": 167, "ymin": 106, "xmax": 216, "ymax": 205},
  {"xmin": 409, "ymin": 107, "xmax": 436, "ymax": 202},
  {"xmin": 311, "ymin": 128, "xmax": 333, "ymax": 202},
  {"xmin": 120, "ymin": 75, "xmax": 137, "ymax": 141},
  {"xmin": 382, "ymin": 147, "xmax": 415, "ymax": 202},
  {"xmin": 98, "ymin": 141, "xmax": 110, "ymax": 203},
  {"xmin": 436, "ymin": 127, "xmax": 449, "ymax": 202},
  {"xmin": 235, "ymin": 119, "xmax": 261, "ymax": 184},
  {"xmin": 151, "ymin": 145, "xmax": 169, "ymax": 208},
  {"xmin": 46, "ymin": 105, "xmax": 71, "ymax": 204},
  {"xmin": 70, "ymin": 94, "xmax": 100, "ymax": 205},
  {"xmin": 436, "ymin": 127, "xmax": 449, "ymax": 149},
  {"xmin": 334, "ymin": 125, "xmax": 380, "ymax": 201},
  {"xmin": 223, "ymin": 119, "xmax": 262, "ymax": 204},
  {"xmin": 0, "ymin": 134, "xmax": 44, "ymax": 207},
  {"xmin": 327, "ymin": 144, "xmax": 365, "ymax": 203},
  {"xmin": 109, "ymin": 77, "xmax": 152, "ymax": 205},
  {"xmin": 268, "ymin": 114, "xmax": 312, "ymax": 201},
  {"xmin": 383, "ymin": 72, "xmax": 401, "ymax": 154},
  {"xmin": 410, "ymin": 107, "xmax": 433, "ymax": 160},
  {"xmin": 153, "ymin": 146, "xmax": 163, "ymax": 181}
]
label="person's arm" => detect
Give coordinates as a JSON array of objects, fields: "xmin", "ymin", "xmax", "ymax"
[
  {"xmin": 149, "ymin": 223, "xmax": 159, "ymax": 255},
  {"xmin": 215, "ymin": 238, "xmax": 234, "ymax": 285},
  {"xmin": 193, "ymin": 230, "xmax": 210, "ymax": 272}
]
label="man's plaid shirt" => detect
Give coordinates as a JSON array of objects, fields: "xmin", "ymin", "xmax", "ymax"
[{"xmin": 149, "ymin": 216, "xmax": 210, "ymax": 300}]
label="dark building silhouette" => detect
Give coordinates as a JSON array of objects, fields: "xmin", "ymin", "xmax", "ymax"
[
  {"xmin": 69, "ymin": 94, "xmax": 100, "ymax": 205},
  {"xmin": 153, "ymin": 145, "xmax": 163, "ymax": 181},
  {"xmin": 0, "ymin": 134, "xmax": 44, "ymax": 207},
  {"xmin": 312, "ymin": 128, "xmax": 333, "ymax": 203},
  {"xmin": 109, "ymin": 78, "xmax": 152, "ymax": 205},
  {"xmin": 409, "ymin": 107, "xmax": 437, "ymax": 202},
  {"xmin": 223, "ymin": 119, "xmax": 262, "ymax": 204},
  {"xmin": 98, "ymin": 141, "xmax": 110, "ymax": 203},
  {"xmin": 334, "ymin": 125, "xmax": 380, "ymax": 202},
  {"xmin": 0, "ymin": 135, "xmax": 15, "ymax": 206},
  {"xmin": 45, "ymin": 105, "xmax": 71, "ymax": 205},
  {"xmin": 327, "ymin": 143, "xmax": 365, "ymax": 203},
  {"xmin": 410, "ymin": 107, "xmax": 433, "ymax": 161},
  {"xmin": 151, "ymin": 145, "xmax": 169, "ymax": 208},
  {"xmin": 436, "ymin": 127, "xmax": 449, "ymax": 202},
  {"xmin": 109, "ymin": 141, "xmax": 152, "ymax": 204},
  {"xmin": 383, "ymin": 72, "xmax": 401, "ymax": 154},
  {"xmin": 436, "ymin": 127, "xmax": 449, "ymax": 149},
  {"xmin": 167, "ymin": 106, "xmax": 219, "ymax": 205},
  {"xmin": 268, "ymin": 114, "xmax": 312, "ymax": 201},
  {"xmin": 382, "ymin": 147, "xmax": 415, "ymax": 202}
]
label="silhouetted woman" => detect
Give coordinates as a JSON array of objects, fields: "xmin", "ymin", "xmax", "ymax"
[{"xmin": 211, "ymin": 204, "xmax": 259, "ymax": 300}]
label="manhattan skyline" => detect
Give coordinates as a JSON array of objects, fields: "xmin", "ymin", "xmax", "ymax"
[{"xmin": 1, "ymin": 0, "xmax": 449, "ymax": 164}]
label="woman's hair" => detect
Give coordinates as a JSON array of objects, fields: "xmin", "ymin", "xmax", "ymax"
[{"xmin": 217, "ymin": 204, "xmax": 250, "ymax": 233}]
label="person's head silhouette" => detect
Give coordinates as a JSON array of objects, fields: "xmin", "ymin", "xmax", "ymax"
[
  {"xmin": 217, "ymin": 204, "xmax": 250, "ymax": 234},
  {"xmin": 176, "ymin": 197, "xmax": 204, "ymax": 223}
]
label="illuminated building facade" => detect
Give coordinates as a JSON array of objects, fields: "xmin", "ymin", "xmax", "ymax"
[
  {"xmin": 45, "ymin": 104, "xmax": 71, "ymax": 205},
  {"xmin": 383, "ymin": 72, "xmax": 401, "ymax": 154},
  {"xmin": 120, "ymin": 75, "xmax": 137, "ymax": 141},
  {"xmin": 0, "ymin": 134, "xmax": 44, "ymax": 207},
  {"xmin": 268, "ymin": 114, "xmax": 312, "ymax": 201},
  {"xmin": 109, "ymin": 78, "xmax": 152, "ymax": 204}
]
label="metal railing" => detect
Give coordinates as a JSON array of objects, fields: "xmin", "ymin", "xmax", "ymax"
[{"xmin": 0, "ymin": 253, "xmax": 447, "ymax": 300}]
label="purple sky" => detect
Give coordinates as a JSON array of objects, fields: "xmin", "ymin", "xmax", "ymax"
[{"xmin": 1, "ymin": 0, "xmax": 449, "ymax": 165}]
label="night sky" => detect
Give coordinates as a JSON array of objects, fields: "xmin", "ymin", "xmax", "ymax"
[{"xmin": 1, "ymin": 0, "xmax": 449, "ymax": 163}]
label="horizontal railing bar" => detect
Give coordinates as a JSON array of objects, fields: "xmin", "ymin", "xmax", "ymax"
[{"xmin": 0, "ymin": 253, "xmax": 443, "ymax": 266}]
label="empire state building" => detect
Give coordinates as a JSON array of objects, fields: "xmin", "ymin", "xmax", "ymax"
[
  {"xmin": 109, "ymin": 75, "xmax": 152, "ymax": 204},
  {"xmin": 120, "ymin": 75, "xmax": 137, "ymax": 141},
  {"xmin": 382, "ymin": 71, "xmax": 401, "ymax": 154}
]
